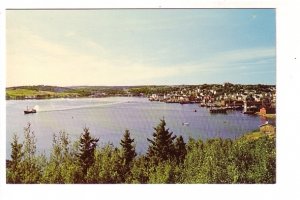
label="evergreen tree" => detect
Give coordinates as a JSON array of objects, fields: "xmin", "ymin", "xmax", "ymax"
[
  {"xmin": 76, "ymin": 127, "xmax": 99, "ymax": 178},
  {"xmin": 147, "ymin": 119, "xmax": 176, "ymax": 162},
  {"xmin": 120, "ymin": 130, "xmax": 137, "ymax": 166},
  {"xmin": 7, "ymin": 134, "xmax": 24, "ymax": 183},
  {"xmin": 174, "ymin": 135, "xmax": 187, "ymax": 164},
  {"xmin": 10, "ymin": 134, "xmax": 24, "ymax": 169}
]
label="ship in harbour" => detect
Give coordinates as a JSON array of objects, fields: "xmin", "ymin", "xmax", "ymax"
[{"xmin": 24, "ymin": 106, "xmax": 37, "ymax": 114}]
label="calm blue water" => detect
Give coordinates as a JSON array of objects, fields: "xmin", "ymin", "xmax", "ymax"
[{"xmin": 6, "ymin": 97, "xmax": 269, "ymax": 158}]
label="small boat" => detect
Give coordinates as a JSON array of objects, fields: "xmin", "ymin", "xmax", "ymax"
[
  {"xmin": 24, "ymin": 106, "xmax": 37, "ymax": 114},
  {"xmin": 182, "ymin": 122, "xmax": 190, "ymax": 126},
  {"xmin": 243, "ymin": 110, "xmax": 255, "ymax": 115},
  {"xmin": 210, "ymin": 107, "xmax": 227, "ymax": 114}
]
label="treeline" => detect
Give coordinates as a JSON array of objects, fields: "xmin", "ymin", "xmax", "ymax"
[
  {"xmin": 7, "ymin": 120, "xmax": 275, "ymax": 184},
  {"xmin": 7, "ymin": 85, "xmax": 73, "ymax": 93},
  {"xmin": 6, "ymin": 85, "xmax": 129, "ymax": 100},
  {"xmin": 128, "ymin": 86, "xmax": 177, "ymax": 96}
]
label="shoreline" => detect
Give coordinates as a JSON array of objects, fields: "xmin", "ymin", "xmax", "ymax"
[
  {"xmin": 256, "ymin": 112, "xmax": 276, "ymax": 119},
  {"xmin": 6, "ymin": 95, "xmax": 145, "ymax": 101}
]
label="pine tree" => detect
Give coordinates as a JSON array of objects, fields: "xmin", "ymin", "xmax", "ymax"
[
  {"xmin": 147, "ymin": 119, "xmax": 177, "ymax": 162},
  {"xmin": 76, "ymin": 127, "xmax": 99, "ymax": 177},
  {"xmin": 174, "ymin": 135, "xmax": 187, "ymax": 164},
  {"xmin": 10, "ymin": 134, "xmax": 24, "ymax": 169},
  {"xmin": 120, "ymin": 130, "xmax": 137, "ymax": 166}
]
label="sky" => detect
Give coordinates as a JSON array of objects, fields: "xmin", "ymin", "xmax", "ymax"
[{"xmin": 6, "ymin": 9, "xmax": 276, "ymax": 87}]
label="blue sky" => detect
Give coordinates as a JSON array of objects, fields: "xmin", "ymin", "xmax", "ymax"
[{"xmin": 6, "ymin": 9, "xmax": 276, "ymax": 86}]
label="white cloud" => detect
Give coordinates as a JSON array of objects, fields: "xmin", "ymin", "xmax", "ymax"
[
  {"xmin": 6, "ymin": 28, "xmax": 181, "ymax": 86},
  {"xmin": 181, "ymin": 47, "xmax": 275, "ymax": 72}
]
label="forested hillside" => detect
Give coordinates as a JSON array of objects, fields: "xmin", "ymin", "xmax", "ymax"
[{"xmin": 7, "ymin": 120, "xmax": 275, "ymax": 184}]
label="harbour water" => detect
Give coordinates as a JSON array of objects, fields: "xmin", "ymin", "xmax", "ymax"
[{"xmin": 6, "ymin": 97, "xmax": 270, "ymax": 158}]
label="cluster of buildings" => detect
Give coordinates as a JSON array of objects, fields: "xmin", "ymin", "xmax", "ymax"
[{"xmin": 148, "ymin": 83, "xmax": 276, "ymax": 115}]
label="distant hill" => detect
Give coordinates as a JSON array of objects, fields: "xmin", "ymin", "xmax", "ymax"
[
  {"xmin": 6, "ymin": 83, "xmax": 276, "ymax": 100},
  {"xmin": 6, "ymin": 85, "xmax": 129, "ymax": 100},
  {"xmin": 6, "ymin": 85, "xmax": 81, "ymax": 100},
  {"xmin": 7, "ymin": 85, "xmax": 74, "ymax": 93}
]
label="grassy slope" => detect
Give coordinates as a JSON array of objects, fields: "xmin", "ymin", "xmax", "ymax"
[
  {"xmin": 7, "ymin": 89, "xmax": 53, "ymax": 96},
  {"xmin": 6, "ymin": 88, "xmax": 79, "ymax": 99},
  {"xmin": 242, "ymin": 130, "xmax": 275, "ymax": 141}
]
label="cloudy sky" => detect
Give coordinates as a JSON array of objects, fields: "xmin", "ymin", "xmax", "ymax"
[{"xmin": 6, "ymin": 9, "xmax": 276, "ymax": 87}]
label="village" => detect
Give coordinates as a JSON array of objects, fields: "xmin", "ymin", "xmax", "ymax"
[{"xmin": 147, "ymin": 83, "xmax": 276, "ymax": 116}]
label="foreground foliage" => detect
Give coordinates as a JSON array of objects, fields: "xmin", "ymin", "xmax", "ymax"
[{"xmin": 7, "ymin": 120, "xmax": 276, "ymax": 184}]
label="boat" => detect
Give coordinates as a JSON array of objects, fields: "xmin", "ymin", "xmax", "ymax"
[
  {"xmin": 24, "ymin": 106, "xmax": 37, "ymax": 114},
  {"xmin": 243, "ymin": 106, "xmax": 257, "ymax": 115},
  {"xmin": 210, "ymin": 107, "xmax": 227, "ymax": 114},
  {"xmin": 233, "ymin": 106, "xmax": 243, "ymax": 111},
  {"xmin": 243, "ymin": 110, "xmax": 255, "ymax": 115}
]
